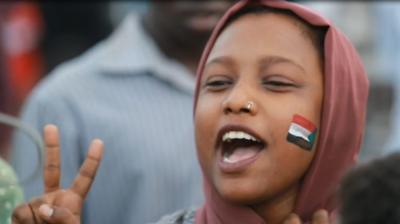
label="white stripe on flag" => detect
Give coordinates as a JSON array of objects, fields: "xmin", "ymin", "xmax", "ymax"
[{"xmin": 289, "ymin": 123, "xmax": 311, "ymax": 141}]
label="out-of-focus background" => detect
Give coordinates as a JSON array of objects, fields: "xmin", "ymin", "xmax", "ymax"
[{"xmin": 0, "ymin": 1, "xmax": 396, "ymax": 162}]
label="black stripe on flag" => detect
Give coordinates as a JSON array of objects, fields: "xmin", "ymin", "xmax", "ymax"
[{"xmin": 287, "ymin": 133, "xmax": 313, "ymax": 151}]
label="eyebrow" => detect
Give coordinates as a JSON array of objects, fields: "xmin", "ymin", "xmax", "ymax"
[
  {"xmin": 259, "ymin": 55, "xmax": 306, "ymax": 74},
  {"xmin": 205, "ymin": 55, "xmax": 306, "ymax": 74},
  {"xmin": 205, "ymin": 56, "xmax": 236, "ymax": 69}
]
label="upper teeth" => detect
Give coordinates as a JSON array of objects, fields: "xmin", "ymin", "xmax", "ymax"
[{"xmin": 222, "ymin": 131, "xmax": 259, "ymax": 142}]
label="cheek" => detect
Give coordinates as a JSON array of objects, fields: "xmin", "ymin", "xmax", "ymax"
[
  {"xmin": 270, "ymin": 86, "xmax": 323, "ymax": 148},
  {"xmin": 272, "ymin": 136, "xmax": 315, "ymax": 172},
  {"xmin": 269, "ymin": 116, "xmax": 315, "ymax": 169},
  {"xmin": 194, "ymin": 95, "xmax": 221, "ymax": 171},
  {"xmin": 258, "ymin": 120, "xmax": 316, "ymax": 198},
  {"xmin": 262, "ymin": 93, "xmax": 321, "ymax": 173}
]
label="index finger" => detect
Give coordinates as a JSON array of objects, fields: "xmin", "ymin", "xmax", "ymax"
[
  {"xmin": 43, "ymin": 124, "xmax": 61, "ymax": 193},
  {"xmin": 70, "ymin": 139, "xmax": 103, "ymax": 199}
]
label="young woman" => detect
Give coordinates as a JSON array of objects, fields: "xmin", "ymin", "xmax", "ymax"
[{"xmin": 12, "ymin": 1, "xmax": 369, "ymax": 223}]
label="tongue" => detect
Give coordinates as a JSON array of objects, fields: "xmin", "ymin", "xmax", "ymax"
[{"xmin": 225, "ymin": 147, "xmax": 260, "ymax": 163}]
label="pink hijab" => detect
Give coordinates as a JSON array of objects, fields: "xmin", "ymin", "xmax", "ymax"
[{"xmin": 193, "ymin": 0, "xmax": 369, "ymax": 223}]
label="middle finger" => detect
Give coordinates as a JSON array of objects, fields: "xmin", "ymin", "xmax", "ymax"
[
  {"xmin": 70, "ymin": 139, "xmax": 103, "ymax": 199},
  {"xmin": 43, "ymin": 125, "xmax": 61, "ymax": 194}
]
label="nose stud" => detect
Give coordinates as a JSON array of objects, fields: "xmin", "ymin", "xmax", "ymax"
[{"xmin": 245, "ymin": 101, "xmax": 255, "ymax": 111}]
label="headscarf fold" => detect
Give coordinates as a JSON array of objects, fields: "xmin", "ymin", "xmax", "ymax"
[{"xmin": 193, "ymin": 0, "xmax": 369, "ymax": 223}]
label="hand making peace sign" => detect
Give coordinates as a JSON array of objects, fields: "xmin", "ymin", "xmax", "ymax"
[{"xmin": 12, "ymin": 124, "xmax": 103, "ymax": 224}]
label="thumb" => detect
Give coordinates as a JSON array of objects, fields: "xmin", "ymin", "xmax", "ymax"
[{"xmin": 38, "ymin": 204, "xmax": 79, "ymax": 224}]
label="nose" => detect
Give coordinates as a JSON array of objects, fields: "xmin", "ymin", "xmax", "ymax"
[{"xmin": 221, "ymin": 85, "xmax": 258, "ymax": 116}]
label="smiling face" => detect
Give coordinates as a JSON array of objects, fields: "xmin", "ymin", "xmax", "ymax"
[{"xmin": 194, "ymin": 11, "xmax": 324, "ymax": 208}]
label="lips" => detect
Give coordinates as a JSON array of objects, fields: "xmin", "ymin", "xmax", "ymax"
[{"xmin": 216, "ymin": 125, "xmax": 267, "ymax": 173}]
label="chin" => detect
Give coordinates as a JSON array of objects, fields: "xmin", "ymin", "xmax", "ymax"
[{"xmin": 215, "ymin": 178, "xmax": 269, "ymax": 205}]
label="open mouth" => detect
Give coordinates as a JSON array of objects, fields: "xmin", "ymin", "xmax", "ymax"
[
  {"xmin": 222, "ymin": 131, "xmax": 265, "ymax": 163},
  {"xmin": 216, "ymin": 126, "xmax": 267, "ymax": 172}
]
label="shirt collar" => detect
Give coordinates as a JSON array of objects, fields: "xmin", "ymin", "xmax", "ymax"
[{"xmin": 99, "ymin": 13, "xmax": 195, "ymax": 94}]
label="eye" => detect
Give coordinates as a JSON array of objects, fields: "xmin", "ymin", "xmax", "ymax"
[
  {"xmin": 262, "ymin": 76, "xmax": 297, "ymax": 92},
  {"xmin": 204, "ymin": 76, "xmax": 233, "ymax": 91}
]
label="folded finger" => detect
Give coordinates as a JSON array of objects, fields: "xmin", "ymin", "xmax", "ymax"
[
  {"xmin": 312, "ymin": 209, "xmax": 329, "ymax": 224},
  {"xmin": 283, "ymin": 213, "xmax": 302, "ymax": 224},
  {"xmin": 43, "ymin": 124, "xmax": 61, "ymax": 193},
  {"xmin": 38, "ymin": 204, "xmax": 78, "ymax": 224},
  {"xmin": 12, "ymin": 200, "xmax": 43, "ymax": 224},
  {"xmin": 12, "ymin": 203, "xmax": 35, "ymax": 224},
  {"xmin": 70, "ymin": 139, "xmax": 103, "ymax": 199}
]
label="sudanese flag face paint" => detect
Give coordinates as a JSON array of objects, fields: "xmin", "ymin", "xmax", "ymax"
[{"xmin": 287, "ymin": 114, "xmax": 317, "ymax": 151}]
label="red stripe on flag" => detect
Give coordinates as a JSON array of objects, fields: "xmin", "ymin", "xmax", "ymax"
[{"xmin": 292, "ymin": 114, "xmax": 316, "ymax": 132}]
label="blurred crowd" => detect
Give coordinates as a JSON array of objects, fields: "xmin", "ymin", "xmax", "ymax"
[
  {"xmin": 304, "ymin": 1, "xmax": 397, "ymax": 161},
  {"xmin": 0, "ymin": 2, "xmax": 112, "ymax": 158},
  {"xmin": 0, "ymin": 1, "xmax": 399, "ymax": 223},
  {"xmin": 0, "ymin": 2, "xmax": 397, "ymax": 160}
]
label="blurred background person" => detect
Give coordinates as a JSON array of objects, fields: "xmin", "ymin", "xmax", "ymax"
[
  {"xmin": 2, "ymin": 3, "xmax": 44, "ymax": 107},
  {"xmin": 11, "ymin": 1, "xmax": 231, "ymax": 224},
  {"xmin": 0, "ymin": 2, "xmax": 44, "ymax": 158},
  {"xmin": 0, "ymin": 4, "xmax": 28, "ymax": 217},
  {"xmin": 372, "ymin": 3, "xmax": 400, "ymax": 156},
  {"xmin": 302, "ymin": 1, "xmax": 394, "ymax": 161},
  {"xmin": 0, "ymin": 14, "xmax": 25, "ymax": 216},
  {"xmin": 339, "ymin": 153, "xmax": 400, "ymax": 224},
  {"xmin": 0, "ymin": 2, "xmax": 111, "ymax": 158},
  {"xmin": 0, "ymin": 4, "xmax": 11, "ymax": 158},
  {"xmin": 39, "ymin": 2, "xmax": 112, "ymax": 75},
  {"xmin": 0, "ymin": 157, "xmax": 23, "ymax": 224}
]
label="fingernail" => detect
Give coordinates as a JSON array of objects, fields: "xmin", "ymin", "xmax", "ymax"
[
  {"xmin": 93, "ymin": 139, "xmax": 103, "ymax": 145},
  {"xmin": 39, "ymin": 204, "xmax": 54, "ymax": 217},
  {"xmin": 44, "ymin": 124, "xmax": 57, "ymax": 132},
  {"xmin": 89, "ymin": 139, "xmax": 104, "ymax": 157}
]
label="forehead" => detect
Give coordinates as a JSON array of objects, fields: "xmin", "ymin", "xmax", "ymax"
[{"xmin": 206, "ymin": 13, "xmax": 318, "ymax": 69}]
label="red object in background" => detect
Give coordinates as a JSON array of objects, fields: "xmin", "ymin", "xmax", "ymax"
[
  {"xmin": 0, "ymin": 2, "xmax": 44, "ymax": 158},
  {"xmin": 3, "ymin": 2, "xmax": 44, "ymax": 104}
]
